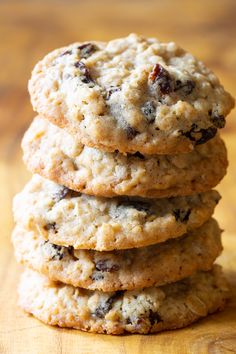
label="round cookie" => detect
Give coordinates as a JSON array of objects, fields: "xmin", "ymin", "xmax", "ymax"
[
  {"xmin": 12, "ymin": 219, "xmax": 222, "ymax": 291},
  {"xmin": 22, "ymin": 116, "xmax": 228, "ymax": 199},
  {"xmin": 13, "ymin": 175, "xmax": 221, "ymax": 250},
  {"xmin": 18, "ymin": 266, "xmax": 229, "ymax": 334},
  {"xmin": 28, "ymin": 34, "xmax": 234, "ymax": 155}
]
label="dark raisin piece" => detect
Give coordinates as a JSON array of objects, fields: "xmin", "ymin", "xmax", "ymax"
[
  {"xmin": 133, "ymin": 152, "xmax": 145, "ymax": 160},
  {"xmin": 210, "ymin": 114, "xmax": 226, "ymax": 129},
  {"xmin": 94, "ymin": 297, "xmax": 114, "ymax": 318},
  {"xmin": 67, "ymin": 246, "xmax": 74, "ymax": 255},
  {"xmin": 174, "ymin": 80, "xmax": 195, "ymax": 95},
  {"xmin": 54, "ymin": 187, "xmax": 81, "ymax": 202},
  {"xmin": 95, "ymin": 260, "xmax": 120, "ymax": 272},
  {"xmin": 74, "ymin": 61, "xmax": 93, "ymax": 84},
  {"xmin": 137, "ymin": 317, "xmax": 145, "ymax": 325},
  {"xmin": 105, "ymin": 86, "xmax": 121, "ymax": 100},
  {"xmin": 126, "ymin": 317, "xmax": 132, "ymax": 324},
  {"xmin": 173, "ymin": 209, "xmax": 191, "ymax": 223},
  {"xmin": 126, "ymin": 126, "xmax": 139, "ymax": 140},
  {"xmin": 180, "ymin": 124, "xmax": 217, "ymax": 145},
  {"xmin": 60, "ymin": 50, "xmax": 72, "ymax": 57},
  {"xmin": 149, "ymin": 310, "xmax": 162, "ymax": 325},
  {"xmin": 195, "ymin": 127, "xmax": 217, "ymax": 145},
  {"xmin": 123, "ymin": 200, "xmax": 151, "ymax": 214},
  {"xmin": 78, "ymin": 43, "xmax": 97, "ymax": 59},
  {"xmin": 51, "ymin": 244, "xmax": 64, "ymax": 260},
  {"xmin": 149, "ymin": 63, "xmax": 173, "ymax": 94},
  {"xmin": 53, "ymin": 186, "xmax": 70, "ymax": 202},
  {"xmin": 91, "ymin": 273, "xmax": 105, "ymax": 281},
  {"xmin": 141, "ymin": 101, "xmax": 156, "ymax": 123},
  {"xmin": 126, "ymin": 152, "xmax": 145, "ymax": 159},
  {"xmin": 43, "ymin": 222, "xmax": 57, "ymax": 232}
]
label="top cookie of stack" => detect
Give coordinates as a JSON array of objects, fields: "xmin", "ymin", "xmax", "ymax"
[{"xmin": 28, "ymin": 33, "xmax": 234, "ymax": 155}]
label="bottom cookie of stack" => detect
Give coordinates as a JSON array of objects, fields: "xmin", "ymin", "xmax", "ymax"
[{"xmin": 18, "ymin": 266, "xmax": 229, "ymax": 335}]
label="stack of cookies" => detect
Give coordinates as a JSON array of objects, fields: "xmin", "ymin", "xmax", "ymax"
[{"xmin": 12, "ymin": 34, "xmax": 234, "ymax": 334}]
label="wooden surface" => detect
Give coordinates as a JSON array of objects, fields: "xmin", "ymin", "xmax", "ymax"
[{"xmin": 0, "ymin": 0, "xmax": 236, "ymax": 353}]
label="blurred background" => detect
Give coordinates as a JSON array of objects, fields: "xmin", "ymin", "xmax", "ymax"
[{"xmin": 0, "ymin": 0, "xmax": 235, "ymax": 352}]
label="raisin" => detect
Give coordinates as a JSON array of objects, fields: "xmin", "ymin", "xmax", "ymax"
[
  {"xmin": 137, "ymin": 317, "xmax": 145, "ymax": 325},
  {"xmin": 126, "ymin": 317, "xmax": 132, "ymax": 324},
  {"xmin": 53, "ymin": 186, "xmax": 70, "ymax": 202},
  {"xmin": 149, "ymin": 310, "xmax": 162, "ymax": 325},
  {"xmin": 180, "ymin": 124, "xmax": 217, "ymax": 145},
  {"xmin": 60, "ymin": 50, "xmax": 72, "ymax": 56},
  {"xmin": 210, "ymin": 114, "xmax": 226, "ymax": 129},
  {"xmin": 94, "ymin": 296, "xmax": 115, "ymax": 318},
  {"xmin": 51, "ymin": 244, "xmax": 64, "ymax": 260},
  {"xmin": 43, "ymin": 222, "xmax": 57, "ymax": 232},
  {"xmin": 53, "ymin": 187, "xmax": 81, "ymax": 202},
  {"xmin": 126, "ymin": 126, "xmax": 139, "ymax": 139},
  {"xmin": 174, "ymin": 80, "xmax": 195, "ymax": 95},
  {"xmin": 122, "ymin": 200, "xmax": 152, "ymax": 214},
  {"xmin": 105, "ymin": 86, "xmax": 121, "ymax": 100},
  {"xmin": 173, "ymin": 209, "xmax": 191, "ymax": 223},
  {"xmin": 133, "ymin": 152, "xmax": 145, "ymax": 160},
  {"xmin": 95, "ymin": 260, "xmax": 120, "ymax": 272},
  {"xmin": 195, "ymin": 127, "xmax": 217, "ymax": 145},
  {"xmin": 141, "ymin": 101, "xmax": 156, "ymax": 123},
  {"xmin": 91, "ymin": 273, "xmax": 105, "ymax": 281},
  {"xmin": 149, "ymin": 64, "xmax": 173, "ymax": 94},
  {"xmin": 126, "ymin": 152, "xmax": 145, "ymax": 160},
  {"xmin": 78, "ymin": 43, "xmax": 97, "ymax": 59},
  {"xmin": 74, "ymin": 61, "xmax": 93, "ymax": 84},
  {"xmin": 67, "ymin": 246, "xmax": 74, "ymax": 255}
]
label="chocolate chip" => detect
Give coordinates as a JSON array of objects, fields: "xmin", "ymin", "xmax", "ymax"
[
  {"xmin": 210, "ymin": 114, "xmax": 226, "ymax": 129},
  {"xmin": 105, "ymin": 86, "xmax": 121, "ymax": 100},
  {"xmin": 174, "ymin": 80, "xmax": 195, "ymax": 95},
  {"xmin": 149, "ymin": 63, "xmax": 173, "ymax": 94},
  {"xmin": 51, "ymin": 244, "xmax": 64, "ymax": 260},
  {"xmin": 60, "ymin": 50, "xmax": 72, "ymax": 56},
  {"xmin": 78, "ymin": 43, "xmax": 97, "ymax": 59},
  {"xmin": 95, "ymin": 260, "xmax": 120, "ymax": 272},
  {"xmin": 149, "ymin": 310, "xmax": 162, "ymax": 325},
  {"xmin": 180, "ymin": 124, "xmax": 217, "ymax": 145},
  {"xmin": 53, "ymin": 186, "xmax": 81, "ymax": 202},
  {"xmin": 74, "ymin": 61, "xmax": 93, "ymax": 84},
  {"xmin": 173, "ymin": 209, "xmax": 191, "ymax": 223},
  {"xmin": 141, "ymin": 101, "xmax": 156, "ymax": 123},
  {"xmin": 126, "ymin": 126, "xmax": 139, "ymax": 139},
  {"xmin": 43, "ymin": 222, "xmax": 57, "ymax": 232}
]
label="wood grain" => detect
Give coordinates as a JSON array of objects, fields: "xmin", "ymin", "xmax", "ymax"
[{"xmin": 0, "ymin": 0, "xmax": 235, "ymax": 353}]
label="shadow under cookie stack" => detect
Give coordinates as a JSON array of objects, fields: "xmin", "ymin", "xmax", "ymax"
[{"xmin": 12, "ymin": 34, "xmax": 234, "ymax": 335}]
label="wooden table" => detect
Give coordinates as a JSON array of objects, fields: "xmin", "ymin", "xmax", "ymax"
[{"xmin": 0, "ymin": 0, "xmax": 235, "ymax": 352}]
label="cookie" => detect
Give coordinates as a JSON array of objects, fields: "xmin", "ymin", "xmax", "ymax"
[
  {"xmin": 13, "ymin": 175, "xmax": 220, "ymax": 250},
  {"xmin": 12, "ymin": 219, "xmax": 222, "ymax": 291},
  {"xmin": 18, "ymin": 266, "xmax": 229, "ymax": 334},
  {"xmin": 22, "ymin": 116, "xmax": 227, "ymax": 199},
  {"xmin": 28, "ymin": 34, "xmax": 234, "ymax": 155}
]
